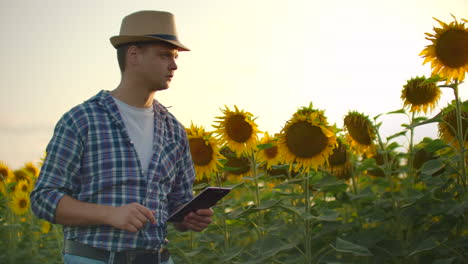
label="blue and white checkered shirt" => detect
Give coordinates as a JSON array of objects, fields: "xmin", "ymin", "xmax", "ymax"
[{"xmin": 31, "ymin": 90, "xmax": 195, "ymax": 251}]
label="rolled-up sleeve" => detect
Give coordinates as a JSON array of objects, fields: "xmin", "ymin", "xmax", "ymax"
[
  {"xmin": 167, "ymin": 134, "xmax": 195, "ymax": 215},
  {"xmin": 30, "ymin": 113, "xmax": 83, "ymax": 223}
]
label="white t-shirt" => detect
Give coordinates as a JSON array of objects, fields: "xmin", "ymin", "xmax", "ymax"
[{"xmin": 112, "ymin": 97, "xmax": 154, "ymax": 173}]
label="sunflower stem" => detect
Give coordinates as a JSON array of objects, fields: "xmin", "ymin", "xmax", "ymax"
[
  {"xmin": 452, "ymin": 81, "xmax": 467, "ymax": 189},
  {"xmin": 375, "ymin": 121, "xmax": 403, "ymax": 239},
  {"xmin": 250, "ymin": 153, "xmax": 263, "ymax": 238},
  {"xmin": 287, "ymin": 168, "xmax": 297, "ymax": 224},
  {"xmin": 408, "ymin": 111, "xmax": 416, "ymax": 188},
  {"xmin": 215, "ymin": 172, "xmax": 229, "ymax": 252},
  {"xmin": 303, "ymin": 171, "xmax": 312, "ymax": 264}
]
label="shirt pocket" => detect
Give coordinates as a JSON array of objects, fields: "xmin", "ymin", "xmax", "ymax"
[{"xmin": 151, "ymin": 140, "xmax": 179, "ymax": 193}]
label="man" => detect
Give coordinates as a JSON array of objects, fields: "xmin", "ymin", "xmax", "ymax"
[{"xmin": 30, "ymin": 10, "xmax": 213, "ymax": 264}]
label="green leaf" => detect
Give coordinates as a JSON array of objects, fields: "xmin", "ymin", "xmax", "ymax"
[
  {"xmin": 408, "ymin": 114, "xmax": 441, "ymax": 129},
  {"xmin": 314, "ymin": 176, "xmax": 348, "ymax": 193},
  {"xmin": 226, "ymin": 205, "xmax": 255, "ymax": 219},
  {"xmin": 331, "ymin": 238, "xmax": 373, "ymax": 256},
  {"xmin": 373, "ymin": 113, "xmax": 383, "ymax": 120},
  {"xmin": 413, "ymin": 116, "xmax": 428, "ymax": 123},
  {"xmin": 278, "ymin": 205, "xmax": 303, "ymax": 217},
  {"xmin": 386, "ymin": 109, "xmax": 406, "ymax": 115},
  {"xmin": 387, "ymin": 131, "xmax": 407, "ymax": 141},
  {"xmin": 423, "ymin": 74, "xmax": 444, "ymax": 84},
  {"xmin": 409, "ymin": 237, "xmax": 438, "ymax": 256},
  {"xmin": 255, "ymin": 199, "xmax": 282, "ymax": 210},
  {"xmin": 220, "ymin": 246, "xmax": 244, "ymax": 262},
  {"xmin": 447, "ymin": 201, "xmax": 468, "ymax": 217},
  {"xmin": 309, "ymin": 209, "xmax": 340, "ymax": 222},
  {"xmin": 257, "ymin": 143, "xmax": 275, "ymax": 150},
  {"xmin": 257, "ymin": 237, "xmax": 295, "ymax": 258},
  {"xmin": 425, "ymin": 139, "xmax": 448, "ymax": 152},
  {"xmin": 421, "ymin": 159, "xmax": 445, "ymax": 175},
  {"xmin": 462, "ymin": 100, "xmax": 468, "ymax": 113}
]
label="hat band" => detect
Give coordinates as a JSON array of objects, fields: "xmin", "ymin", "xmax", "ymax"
[{"xmin": 145, "ymin": 34, "xmax": 178, "ymax": 41}]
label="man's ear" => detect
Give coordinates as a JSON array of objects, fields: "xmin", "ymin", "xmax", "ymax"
[{"xmin": 126, "ymin": 45, "xmax": 140, "ymax": 67}]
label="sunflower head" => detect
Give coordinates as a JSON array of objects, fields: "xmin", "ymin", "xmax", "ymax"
[
  {"xmin": 220, "ymin": 147, "xmax": 251, "ymax": 180},
  {"xmin": 0, "ymin": 162, "xmax": 14, "ymax": 196},
  {"xmin": 213, "ymin": 105, "xmax": 260, "ymax": 157},
  {"xmin": 257, "ymin": 132, "xmax": 282, "ymax": 169},
  {"xmin": 343, "ymin": 111, "xmax": 376, "ymax": 157},
  {"xmin": 13, "ymin": 169, "xmax": 32, "ymax": 185},
  {"xmin": 186, "ymin": 124, "xmax": 224, "ymax": 182},
  {"xmin": 323, "ymin": 139, "xmax": 352, "ymax": 180},
  {"xmin": 278, "ymin": 103, "xmax": 337, "ymax": 173},
  {"xmin": 9, "ymin": 192, "xmax": 30, "ymax": 215},
  {"xmin": 23, "ymin": 162, "xmax": 40, "ymax": 178},
  {"xmin": 401, "ymin": 76, "xmax": 441, "ymax": 114},
  {"xmin": 420, "ymin": 16, "xmax": 468, "ymax": 82},
  {"xmin": 0, "ymin": 161, "xmax": 14, "ymax": 183},
  {"xmin": 15, "ymin": 180, "xmax": 32, "ymax": 195},
  {"xmin": 438, "ymin": 100, "xmax": 468, "ymax": 149}
]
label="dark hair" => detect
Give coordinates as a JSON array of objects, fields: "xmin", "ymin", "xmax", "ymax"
[{"xmin": 116, "ymin": 41, "xmax": 163, "ymax": 72}]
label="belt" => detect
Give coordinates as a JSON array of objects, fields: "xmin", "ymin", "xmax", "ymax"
[{"xmin": 63, "ymin": 240, "xmax": 170, "ymax": 264}]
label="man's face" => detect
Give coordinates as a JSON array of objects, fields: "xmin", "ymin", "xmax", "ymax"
[{"xmin": 135, "ymin": 43, "xmax": 179, "ymax": 92}]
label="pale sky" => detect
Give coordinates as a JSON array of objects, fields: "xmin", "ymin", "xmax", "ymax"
[{"xmin": 1, "ymin": 0, "xmax": 467, "ymax": 168}]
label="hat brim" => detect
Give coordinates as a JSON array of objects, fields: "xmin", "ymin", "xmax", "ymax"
[{"xmin": 110, "ymin": 35, "xmax": 190, "ymax": 51}]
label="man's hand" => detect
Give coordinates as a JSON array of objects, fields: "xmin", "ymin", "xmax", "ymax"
[
  {"xmin": 175, "ymin": 208, "xmax": 213, "ymax": 232},
  {"xmin": 107, "ymin": 203, "xmax": 156, "ymax": 233}
]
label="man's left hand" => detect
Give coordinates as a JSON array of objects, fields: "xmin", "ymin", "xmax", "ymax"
[{"xmin": 179, "ymin": 208, "xmax": 213, "ymax": 232}]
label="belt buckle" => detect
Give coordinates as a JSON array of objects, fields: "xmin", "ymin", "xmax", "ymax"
[{"xmin": 126, "ymin": 250, "xmax": 159, "ymax": 264}]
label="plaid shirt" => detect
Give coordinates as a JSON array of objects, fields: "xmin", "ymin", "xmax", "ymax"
[{"xmin": 31, "ymin": 90, "xmax": 195, "ymax": 251}]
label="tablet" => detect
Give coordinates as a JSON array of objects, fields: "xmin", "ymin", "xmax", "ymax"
[{"xmin": 167, "ymin": 187, "xmax": 232, "ymax": 222}]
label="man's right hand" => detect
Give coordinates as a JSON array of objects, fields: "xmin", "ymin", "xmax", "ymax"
[
  {"xmin": 107, "ymin": 203, "xmax": 157, "ymax": 232},
  {"xmin": 55, "ymin": 196, "xmax": 156, "ymax": 233}
]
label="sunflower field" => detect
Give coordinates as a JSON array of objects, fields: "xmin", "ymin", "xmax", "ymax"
[{"xmin": 2, "ymin": 16, "xmax": 468, "ymax": 264}]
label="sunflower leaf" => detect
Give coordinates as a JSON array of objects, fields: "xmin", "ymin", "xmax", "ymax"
[
  {"xmin": 408, "ymin": 237, "xmax": 439, "ymax": 256},
  {"xmin": 387, "ymin": 131, "xmax": 407, "ymax": 141},
  {"xmin": 331, "ymin": 238, "xmax": 373, "ymax": 256},
  {"xmin": 421, "ymin": 159, "xmax": 445, "ymax": 175},
  {"xmin": 386, "ymin": 109, "xmax": 406, "ymax": 115},
  {"xmin": 277, "ymin": 205, "xmax": 303, "ymax": 217},
  {"xmin": 423, "ymin": 74, "xmax": 444, "ymax": 84},
  {"xmin": 425, "ymin": 139, "xmax": 448, "ymax": 152},
  {"xmin": 408, "ymin": 113, "xmax": 441, "ymax": 129},
  {"xmin": 257, "ymin": 143, "xmax": 275, "ymax": 150}
]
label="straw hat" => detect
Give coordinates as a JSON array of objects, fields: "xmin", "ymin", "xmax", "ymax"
[{"xmin": 110, "ymin": 10, "xmax": 189, "ymax": 51}]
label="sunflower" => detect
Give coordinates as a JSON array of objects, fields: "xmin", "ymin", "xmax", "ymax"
[
  {"xmin": 438, "ymin": 100, "xmax": 468, "ymax": 149},
  {"xmin": 220, "ymin": 147, "xmax": 251, "ymax": 180},
  {"xmin": 23, "ymin": 162, "xmax": 40, "ymax": 178},
  {"xmin": 277, "ymin": 104, "xmax": 337, "ymax": 173},
  {"xmin": 0, "ymin": 162, "xmax": 13, "ymax": 195},
  {"xmin": 186, "ymin": 124, "xmax": 224, "ymax": 182},
  {"xmin": 343, "ymin": 111, "xmax": 376, "ymax": 157},
  {"xmin": 9, "ymin": 192, "xmax": 30, "ymax": 215},
  {"xmin": 323, "ymin": 139, "xmax": 352, "ymax": 180},
  {"xmin": 13, "ymin": 169, "xmax": 32, "ymax": 185},
  {"xmin": 401, "ymin": 76, "xmax": 441, "ymax": 114},
  {"xmin": 420, "ymin": 16, "xmax": 468, "ymax": 82},
  {"xmin": 15, "ymin": 180, "xmax": 32, "ymax": 195},
  {"xmin": 257, "ymin": 132, "xmax": 282, "ymax": 169},
  {"xmin": 213, "ymin": 105, "xmax": 260, "ymax": 156}
]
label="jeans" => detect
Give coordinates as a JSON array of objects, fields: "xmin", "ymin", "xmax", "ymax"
[{"xmin": 63, "ymin": 254, "xmax": 175, "ymax": 264}]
